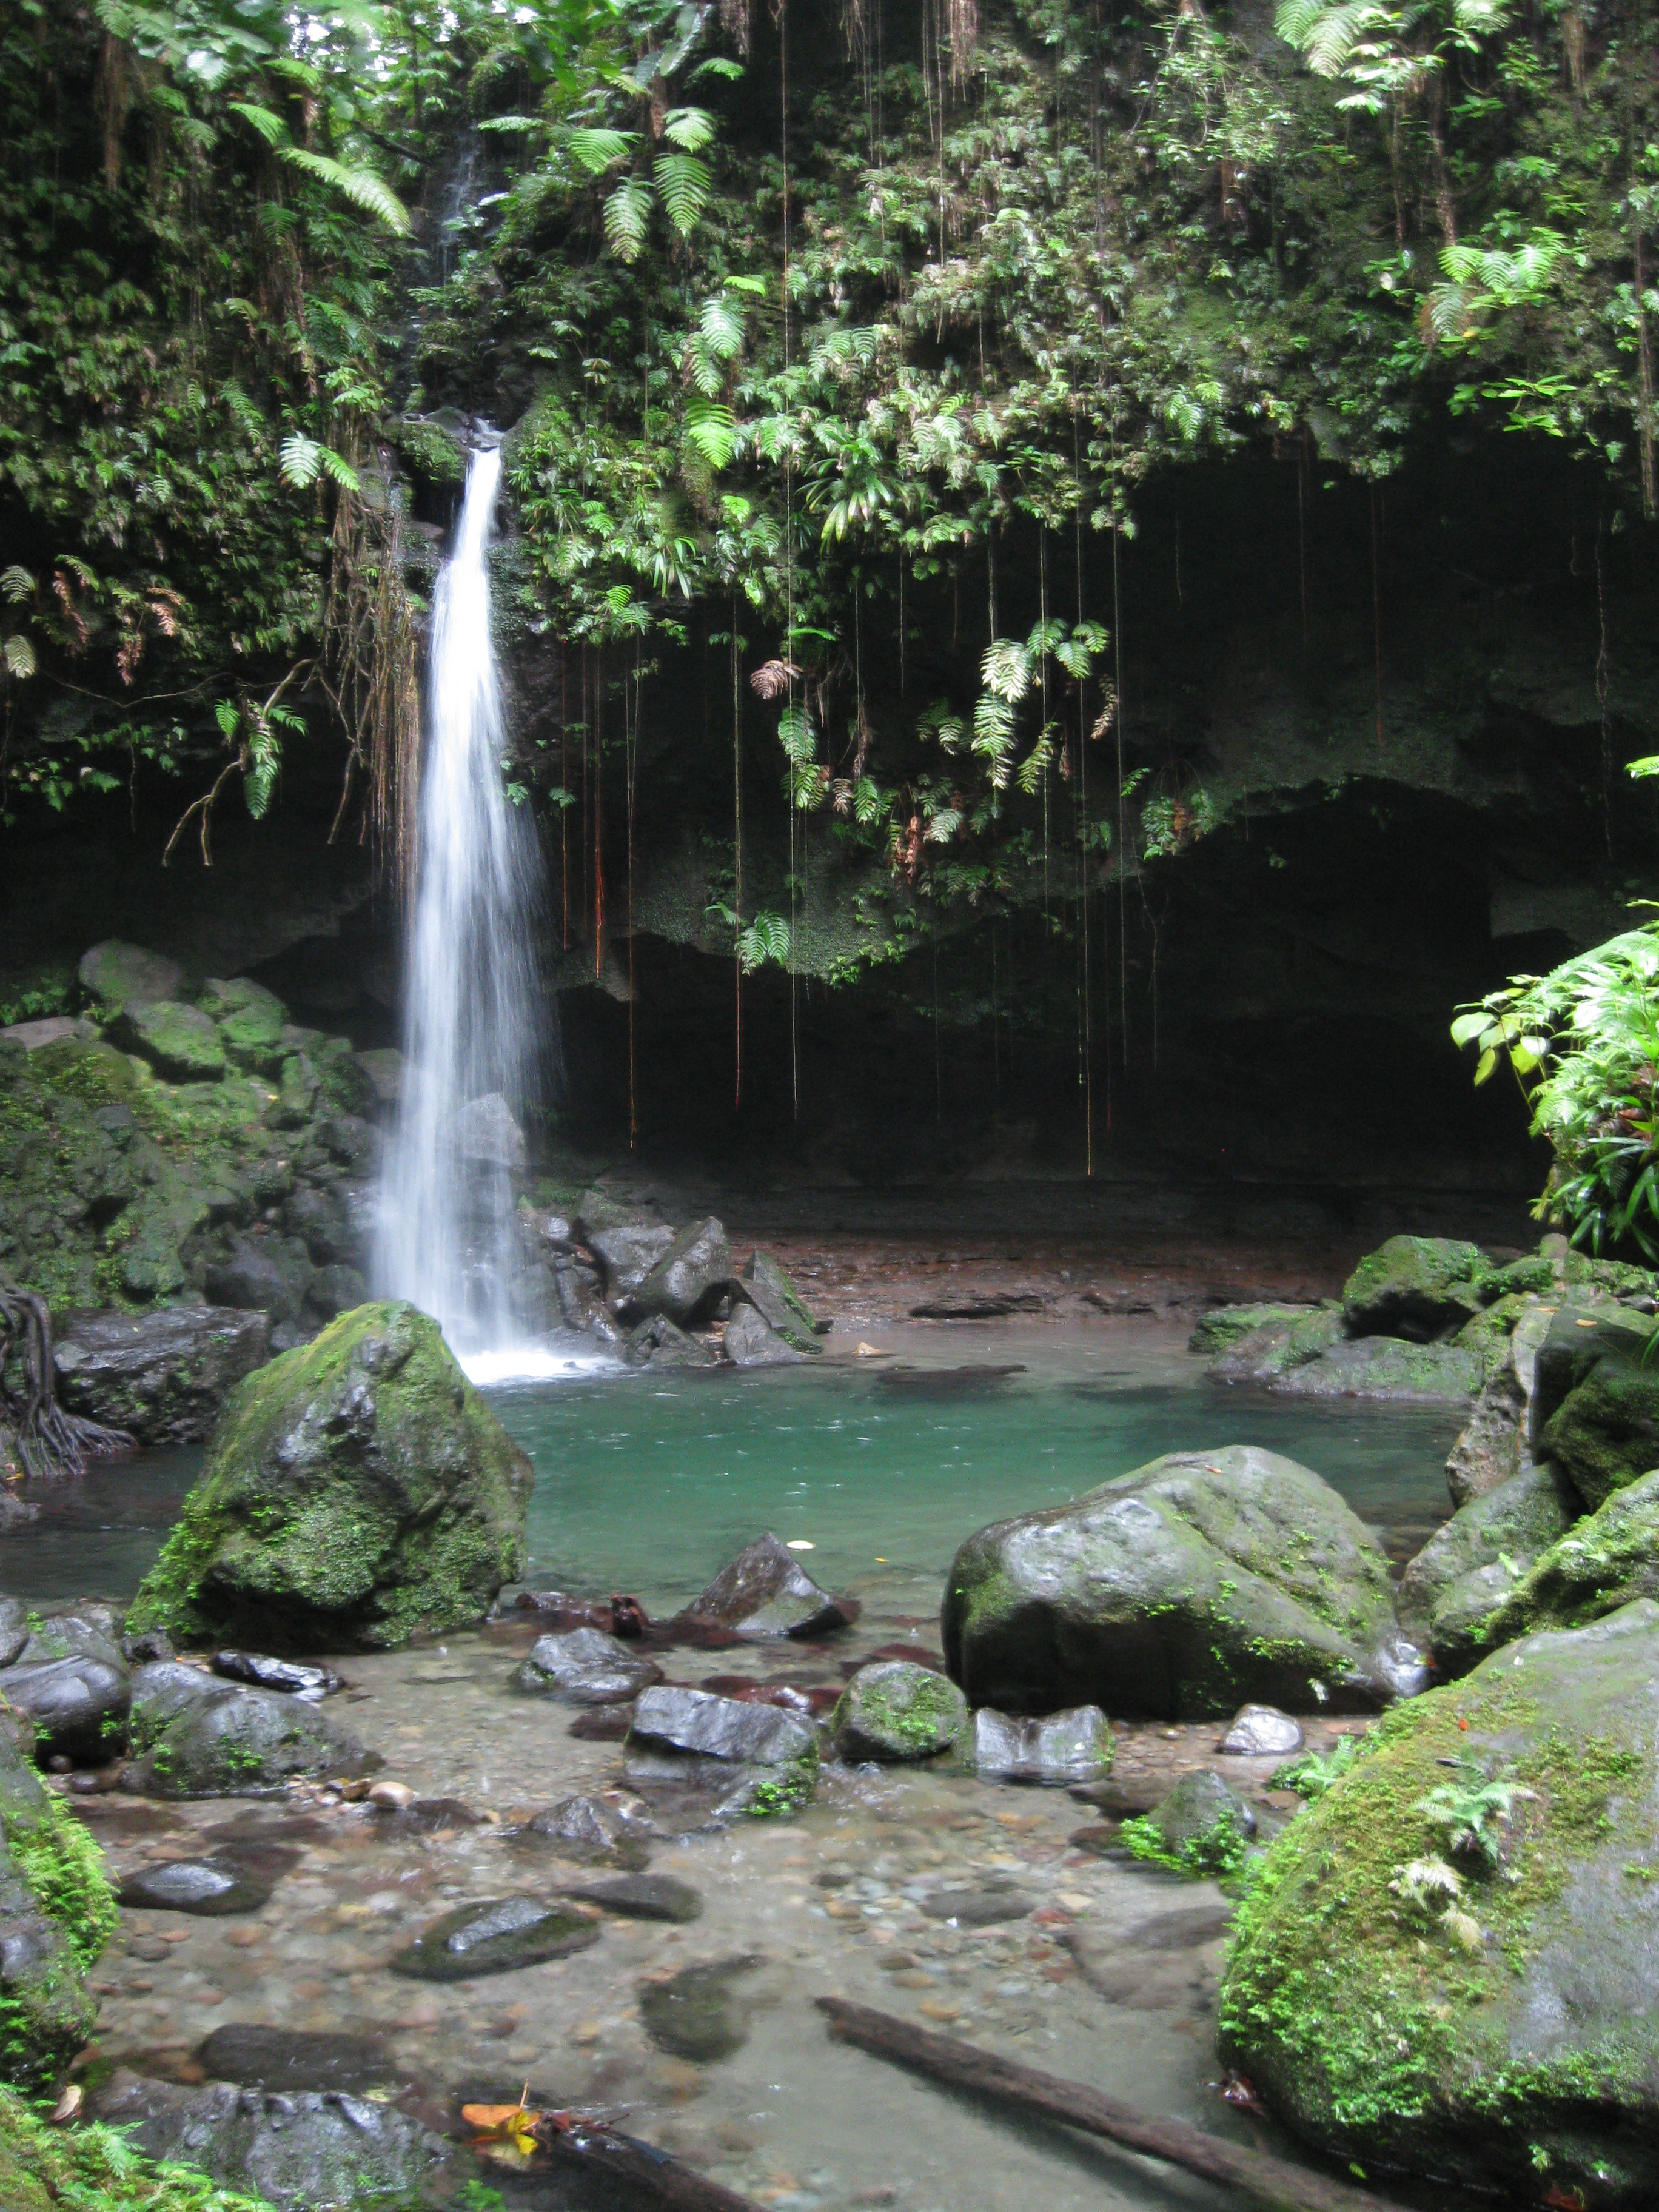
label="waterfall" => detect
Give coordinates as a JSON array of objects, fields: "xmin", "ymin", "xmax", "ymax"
[{"xmin": 376, "ymin": 437, "xmax": 542, "ymax": 1359}]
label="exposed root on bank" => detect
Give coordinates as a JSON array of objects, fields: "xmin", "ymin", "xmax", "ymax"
[{"xmin": 0, "ymin": 1282, "xmax": 132, "ymax": 1479}]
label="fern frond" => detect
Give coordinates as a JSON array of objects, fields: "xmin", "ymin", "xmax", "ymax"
[
  {"xmin": 4, "ymin": 634, "xmax": 36, "ymax": 680},
  {"xmin": 568, "ymin": 127, "xmax": 634, "ymax": 175},
  {"xmin": 603, "ymin": 176, "xmax": 652, "ymax": 261},
  {"xmin": 1, "ymin": 566, "xmax": 33, "ymax": 602},
  {"xmin": 684, "ymin": 399, "xmax": 736, "ymax": 470},
  {"xmin": 280, "ymin": 148, "xmax": 410, "ymax": 234},
  {"xmin": 662, "ymin": 106, "xmax": 716, "ymax": 152},
  {"xmin": 229, "ymin": 100, "xmax": 287, "ymax": 146},
  {"xmin": 654, "ymin": 152, "xmax": 711, "ymax": 237}
]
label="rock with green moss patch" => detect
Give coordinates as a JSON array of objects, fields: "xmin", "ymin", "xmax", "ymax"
[
  {"xmin": 1341, "ymin": 1235, "xmax": 1487, "ymax": 1341},
  {"xmin": 0, "ymin": 1728, "xmax": 114, "ymax": 2088},
  {"xmin": 1218, "ymin": 1599, "xmax": 1659, "ymax": 2204},
  {"xmin": 204, "ymin": 978, "xmax": 289, "ymax": 1074},
  {"xmin": 1187, "ymin": 1303, "xmax": 1325, "ymax": 1356},
  {"xmin": 110, "ymin": 1000, "xmax": 227, "ymax": 1082},
  {"xmin": 1396, "ymin": 1460, "xmax": 1578, "ymax": 1673},
  {"xmin": 1534, "ymin": 1307, "xmax": 1659, "ymax": 1510},
  {"xmin": 835, "ymin": 1660, "xmax": 968, "ymax": 1761},
  {"xmin": 740, "ymin": 1251, "xmax": 826, "ymax": 1351},
  {"xmin": 941, "ymin": 1446, "xmax": 1419, "ymax": 1720},
  {"xmin": 1120, "ymin": 1769, "xmax": 1257, "ymax": 1877},
  {"xmin": 78, "ymin": 940, "xmax": 184, "ymax": 1013},
  {"xmin": 126, "ymin": 1301, "xmax": 532, "ymax": 1651},
  {"xmin": 120, "ymin": 1681, "xmax": 375, "ymax": 1798},
  {"xmin": 1476, "ymin": 1469, "xmax": 1659, "ymax": 1647}
]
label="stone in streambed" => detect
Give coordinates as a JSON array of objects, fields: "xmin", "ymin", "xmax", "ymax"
[
  {"xmin": 942, "ymin": 1446, "xmax": 1415, "ymax": 1720},
  {"xmin": 1218, "ymin": 1600, "xmax": 1659, "ymax": 2204},
  {"xmin": 920, "ymin": 1886, "xmax": 1034, "ymax": 1926},
  {"xmin": 638, "ymin": 1957, "xmax": 758, "ymax": 2062},
  {"xmin": 118, "ymin": 1857, "xmax": 272, "ymax": 1915},
  {"xmin": 511, "ymin": 1627, "xmax": 662, "ymax": 1703},
  {"xmin": 1396, "ymin": 1460, "xmax": 1577, "ymax": 1672},
  {"xmin": 1122, "ymin": 1771, "xmax": 1258, "ymax": 1877},
  {"xmin": 194, "ymin": 2023, "xmax": 395, "ymax": 2094},
  {"xmin": 834, "ymin": 1661, "xmax": 968, "ymax": 1763},
  {"xmin": 637, "ymin": 1216, "xmax": 734, "ymax": 1325},
  {"xmin": 1, "ymin": 1655, "xmax": 130, "ymax": 1764},
  {"xmin": 625, "ymin": 1313, "xmax": 719, "ymax": 1369},
  {"xmin": 389, "ymin": 1894, "xmax": 600, "ymax": 1981},
  {"xmin": 1341, "ymin": 1235, "xmax": 1487, "ymax": 1341},
  {"xmin": 558, "ymin": 1873, "xmax": 703, "ymax": 1923},
  {"xmin": 741, "ymin": 1251, "xmax": 827, "ymax": 1349},
  {"xmin": 1187, "ymin": 1304, "xmax": 1326, "ymax": 1356},
  {"xmin": 723, "ymin": 1301, "xmax": 804, "ymax": 1367},
  {"xmin": 52, "ymin": 1305, "xmax": 272, "ymax": 1447},
  {"xmin": 971, "ymin": 1704, "xmax": 1113, "ymax": 1783},
  {"xmin": 626, "ymin": 1684, "xmax": 820, "ymax": 1817},
  {"xmin": 1533, "ymin": 1307, "xmax": 1659, "ymax": 1509},
  {"xmin": 683, "ymin": 1532, "xmax": 856, "ymax": 1640},
  {"xmin": 588, "ymin": 1218, "xmax": 677, "ymax": 1302},
  {"xmin": 517, "ymin": 1794, "xmax": 655, "ymax": 1869},
  {"xmin": 122, "ymin": 1683, "xmax": 374, "ymax": 1798},
  {"xmin": 128, "ymin": 1659, "xmax": 223, "ymax": 1744},
  {"xmin": 127, "ymin": 1301, "xmax": 531, "ymax": 1652},
  {"xmin": 211, "ymin": 1651, "xmax": 341, "ymax": 1698},
  {"xmin": 1219, "ymin": 1704, "xmax": 1304, "ymax": 1756}
]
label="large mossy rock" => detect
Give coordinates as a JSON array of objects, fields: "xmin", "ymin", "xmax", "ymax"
[
  {"xmin": 1208, "ymin": 1310, "xmax": 1481, "ymax": 1403},
  {"xmin": 1534, "ymin": 1307, "xmax": 1659, "ymax": 1510},
  {"xmin": 1218, "ymin": 1601, "xmax": 1659, "ymax": 2204},
  {"xmin": 1340, "ymin": 1235, "xmax": 1486, "ymax": 1340},
  {"xmin": 121, "ymin": 1681, "xmax": 375, "ymax": 1798},
  {"xmin": 940, "ymin": 1446, "xmax": 1415, "ymax": 1720},
  {"xmin": 0, "ymin": 1729, "xmax": 115, "ymax": 2089},
  {"xmin": 1477, "ymin": 1470, "xmax": 1659, "ymax": 1647},
  {"xmin": 127, "ymin": 1302, "xmax": 531, "ymax": 1651},
  {"xmin": 1396, "ymin": 1461, "xmax": 1577, "ymax": 1673}
]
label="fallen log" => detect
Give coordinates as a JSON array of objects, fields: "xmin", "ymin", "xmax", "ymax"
[
  {"xmin": 816, "ymin": 1996, "xmax": 1414, "ymax": 2212},
  {"xmin": 533, "ymin": 2110, "xmax": 771, "ymax": 2211}
]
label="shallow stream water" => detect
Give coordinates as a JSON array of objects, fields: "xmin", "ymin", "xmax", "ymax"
[{"xmin": 21, "ymin": 1321, "xmax": 1465, "ymax": 2211}]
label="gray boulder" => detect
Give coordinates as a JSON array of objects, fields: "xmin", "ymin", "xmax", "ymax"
[
  {"xmin": 390, "ymin": 1894, "xmax": 600, "ymax": 1980},
  {"xmin": 518, "ymin": 1794, "xmax": 655, "ymax": 1870},
  {"xmin": 1533, "ymin": 1307, "xmax": 1659, "ymax": 1509},
  {"xmin": 557, "ymin": 1872, "xmax": 703, "ymax": 1923},
  {"xmin": 553, "ymin": 1256, "xmax": 626, "ymax": 1341},
  {"xmin": 834, "ymin": 1661, "xmax": 968, "ymax": 1763},
  {"xmin": 683, "ymin": 1532, "xmax": 856, "ymax": 1640},
  {"xmin": 1213, "ymin": 1316, "xmax": 1481, "ymax": 1403},
  {"xmin": 94, "ymin": 2076, "xmax": 450, "ymax": 2211},
  {"xmin": 637, "ymin": 1216, "xmax": 734, "ymax": 1325},
  {"xmin": 511, "ymin": 1629, "xmax": 663, "ymax": 1704},
  {"xmin": 723, "ymin": 1301, "xmax": 805, "ymax": 1367},
  {"xmin": 941, "ymin": 1446, "xmax": 1415, "ymax": 1720},
  {"xmin": 117, "ymin": 1857, "xmax": 272, "ymax": 1915},
  {"xmin": 1478, "ymin": 1469, "xmax": 1659, "ymax": 1649},
  {"xmin": 53, "ymin": 1305, "xmax": 271, "ymax": 1446},
  {"xmin": 0, "ymin": 1599, "xmax": 27, "ymax": 1669},
  {"xmin": 741, "ymin": 1252, "xmax": 827, "ymax": 1350},
  {"xmin": 447, "ymin": 1091, "xmax": 526, "ymax": 1168},
  {"xmin": 78, "ymin": 940, "xmax": 183, "ymax": 1012},
  {"xmin": 204, "ymin": 1235, "xmax": 313, "ymax": 1326},
  {"xmin": 626, "ymin": 1685, "xmax": 820, "ymax": 1815},
  {"xmin": 971, "ymin": 1704, "xmax": 1113, "ymax": 1783},
  {"xmin": 1124, "ymin": 1770, "xmax": 1258, "ymax": 1875},
  {"xmin": 129, "ymin": 1659, "xmax": 225, "ymax": 1744},
  {"xmin": 1341, "ymin": 1235, "xmax": 1487, "ymax": 1340},
  {"xmin": 625, "ymin": 1314, "xmax": 719, "ymax": 1369},
  {"xmin": 1219, "ymin": 1705, "xmax": 1304, "ymax": 1756},
  {"xmin": 1, "ymin": 1654, "xmax": 130, "ymax": 1763},
  {"xmin": 109, "ymin": 999, "xmax": 227, "ymax": 1082},
  {"xmin": 121, "ymin": 1682, "xmax": 374, "ymax": 1798},
  {"xmin": 1218, "ymin": 1600, "xmax": 1659, "ymax": 2202},
  {"xmin": 589, "ymin": 1219, "xmax": 676, "ymax": 1302},
  {"xmin": 1397, "ymin": 1460, "xmax": 1578, "ymax": 1671}
]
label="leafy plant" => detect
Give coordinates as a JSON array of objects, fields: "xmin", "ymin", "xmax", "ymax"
[
  {"xmin": 1414, "ymin": 1764, "xmax": 1534, "ymax": 1868},
  {"xmin": 1268, "ymin": 1734, "xmax": 1366, "ymax": 1798}
]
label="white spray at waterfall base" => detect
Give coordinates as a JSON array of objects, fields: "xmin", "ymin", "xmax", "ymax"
[{"xmin": 376, "ymin": 437, "xmax": 545, "ymax": 1364}]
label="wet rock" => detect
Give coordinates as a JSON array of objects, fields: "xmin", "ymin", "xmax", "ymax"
[
  {"xmin": 834, "ymin": 1661, "xmax": 968, "ymax": 1762},
  {"xmin": 683, "ymin": 1532, "xmax": 857, "ymax": 1640},
  {"xmin": 629, "ymin": 1685, "xmax": 817, "ymax": 1766},
  {"xmin": 1341, "ymin": 1235, "xmax": 1487, "ymax": 1341},
  {"xmin": 210, "ymin": 1651, "xmax": 342, "ymax": 1699},
  {"xmin": 2, "ymin": 1655, "xmax": 130, "ymax": 1763},
  {"xmin": 389, "ymin": 1894, "xmax": 601, "ymax": 1981},
  {"xmin": 117, "ymin": 1856, "xmax": 273, "ymax": 1915},
  {"xmin": 126, "ymin": 1301, "xmax": 532, "ymax": 1652},
  {"xmin": 204, "ymin": 979, "xmax": 288, "ymax": 1074},
  {"xmin": 588, "ymin": 1218, "xmax": 677, "ymax": 1301},
  {"xmin": 1219, "ymin": 1705, "xmax": 1304, "ymax": 1756},
  {"xmin": 79, "ymin": 940, "xmax": 184, "ymax": 1013},
  {"xmin": 558, "ymin": 1873, "xmax": 703, "ymax": 1923},
  {"xmin": 1447, "ymin": 1357, "xmax": 1534, "ymax": 1506},
  {"xmin": 568, "ymin": 1704, "xmax": 634, "ymax": 1741},
  {"xmin": 1244, "ymin": 1333, "xmax": 1484, "ymax": 1404},
  {"xmin": 511, "ymin": 1628, "xmax": 662, "ymax": 1703},
  {"xmin": 971, "ymin": 1704, "xmax": 1113, "ymax": 1783},
  {"xmin": 121, "ymin": 1683, "xmax": 374, "ymax": 1798},
  {"xmin": 0, "ymin": 1598, "xmax": 28, "ymax": 1669},
  {"xmin": 517, "ymin": 1793, "xmax": 655, "ymax": 1870},
  {"xmin": 93, "ymin": 2076, "xmax": 449, "ymax": 2211},
  {"xmin": 364, "ymin": 1795, "xmax": 484, "ymax": 1837},
  {"xmin": 553, "ymin": 1257, "xmax": 626, "ymax": 1341},
  {"xmin": 1478, "ymin": 1469, "xmax": 1659, "ymax": 1649},
  {"xmin": 110, "ymin": 999, "xmax": 227, "ymax": 1082},
  {"xmin": 1218, "ymin": 1600, "xmax": 1659, "ymax": 2202},
  {"xmin": 16, "ymin": 1605, "xmax": 126, "ymax": 1669},
  {"xmin": 1124, "ymin": 1771, "xmax": 1258, "ymax": 1875},
  {"xmin": 1397, "ymin": 1461, "xmax": 1578, "ymax": 1672},
  {"xmin": 447, "ymin": 1091, "xmax": 525, "ymax": 1167},
  {"xmin": 204, "ymin": 1235, "xmax": 313, "ymax": 1326},
  {"xmin": 195, "ymin": 2023, "xmax": 395, "ymax": 2094},
  {"xmin": 1187, "ymin": 1304, "xmax": 1326, "ymax": 1356},
  {"xmin": 1534, "ymin": 1307, "xmax": 1659, "ymax": 1509},
  {"xmin": 492, "ymin": 1588, "xmax": 616, "ymax": 1631},
  {"xmin": 723, "ymin": 1301, "xmax": 805, "ymax": 1367},
  {"xmin": 52, "ymin": 1306, "xmax": 272, "ymax": 1447},
  {"xmin": 740, "ymin": 1252, "xmax": 827, "ymax": 1349},
  {"xmin": 638, "ymin": 1957, "xmax": 758, "ymax": 2062},
  {"xmin": 119, "ymin": 1627, "xmax": 174, "ymax": 1667},
  {"xmin": 637, "ymin": 1216, "xmax": 734, "ymax": 1325},
  {"xmin": 0, "ymin": 1729, "xmax": 100, "ymax": 2088},
  {"xmin": 942, "ymin": 1445, "xmax": 1414, "ymax": 1720},
  {"xmin": 1207, "ymin": 1307, "xmax": 1344, "ymax": 1384},
  {"xmin": 129, "ymin": 1659, "xmax": 224, "ymax": 1744},
  {"xmin": 0, "ymin": 1490, "xmax": 39, "ymax": 1534},
  {"xmin": 625, "ymin": 1313, "xmax": 719, "ymax": 1369},
  {"xmin": 920, "ymin": 1886, "xmax": 1034, "ymax": 1926}
]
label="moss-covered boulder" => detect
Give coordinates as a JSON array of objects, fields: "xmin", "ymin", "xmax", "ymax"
[
  {"xmin": 110, "ymin": 999, "xmax": 227, "ymax": 1082},
  {"xmin": 834, "ymin": 1660, "xmax": 968, "ymax": 1761},
  {"xmin": 127, "ymin": 1302, "xmax": 532, "ymax": 1651},
  {"xmin": 1208, "ymin": 1309, "xmax": 1481, "ymax": 1402},
  {"xmin": 203, "ymin": 977, "xmax": 289, "ymax": 1074},
  {"xmin": 0, "ymin": 1729, "xmax": 115, "ymax": 2088},
  {"xmin": 1535, "ymin": 1307, "xmax": 1659, "ymax": 1510},
  {"xmin": 1396, "ymin": 1461, "xmax": 1578, "ymax": 1673},
  {"xmin": 120, "ymin": 1681, "xmax": 377, "ymax": 1798},
  {"xmin": 0, "ymin": 2084, "xmax": 273, "ymax": 2212},
  {"xmin": 1341, "ymin": 1235, "xmax": 1487, "ymax": 1341},
  {"xmin": 1119, "ymin": 1769, "xmax": 1258, "ymax": 1877},
  {"xmin": 77, "ymin": 939, "xmax": 183, "ymax": 1013},
  {"xmin": 1476, "ymin": 1470, "xmax": 1659, "ymax": 1647},
  {"xmin": 1187, "ymin": 1303, "xmax": 1325, "ymax": 1356},
  {"xmin": 1218, "ymin": 1600, "xmax": 1659, "ymax": 2203},
  {"xmin": 941, "ymin": 1446, "xmax": 1417, "ymax": 1720}
]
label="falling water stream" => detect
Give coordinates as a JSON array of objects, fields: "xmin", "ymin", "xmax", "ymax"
[{"xmin": 375, "ymin": 437, "xmax": 543, "ymax": 1359}]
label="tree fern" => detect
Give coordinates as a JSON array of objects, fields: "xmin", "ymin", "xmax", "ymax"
[
  {"xmin": 567, "ymin": 127, "xmax": 634, "ymax": 174},
  {"xmin": 278, "ymin": 434, "xmax": 359, "ymax": 491}
]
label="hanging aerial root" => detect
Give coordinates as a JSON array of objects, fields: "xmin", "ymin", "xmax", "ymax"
[{"xmin": 0, "ymin": 1284, "xmax": 133, "ymax": 1480}]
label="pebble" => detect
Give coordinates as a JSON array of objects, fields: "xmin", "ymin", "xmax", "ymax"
[{"xmin": 367, "ymin": 1780, "xmax": 415, "ymax": 1809}]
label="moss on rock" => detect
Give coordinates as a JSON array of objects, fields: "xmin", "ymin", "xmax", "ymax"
[
  {"xmin": 127, "ymin": 1301, "xmax": 532, "ymax": 1652},
  {"xmin": 0, "ymin": 1731, "xmax": 114, "ymax": 2090},
  {"xmin": 834, "ymin": 1660, "xmax": 968, "ymax": 1761},
  {"xmin": 0, "ymin": 2085, "xmax": 271, "ymax": 2212}
]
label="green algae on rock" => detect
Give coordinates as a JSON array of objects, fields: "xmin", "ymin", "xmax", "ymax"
[
  {"xmin": 1340, "ymin": 1235, "xmax": 1487, "ymax": 1341},
  {"xmin": 834, "ymin": 1660, "xmax": 968, "ymax": 1763},
  {"xmin": 127, "ymin": 1301, "xmax": 531, "ymax": 1651},
  {"xmin": 1119, "ymin": 1769, "xmax": 1257, "ymax": 1879},
  {"xmin": 941, "ymin": 1446, "xmax": 1416, "ymax": 1720},
  {"xmin": 0, "ymin": 2083, "xmax": 272, "ymax": 2212},
  {"xmin": 1477, "ymin": 1469, "xmax": 1659, "ymax": 1647},
  {"xmin": 1396, "ymin": 1460, "xmax": 1578, "ymax": 1674},
  {"xmin": 1218, "ymin": 1600, "xmax": 1659, "ymax": 2204},
  {"xmin": 0, "ymin": 1726, "xmax": 114, "ymax": 2089},
  {"xmin": 1535, "ymin": 1307, "xmax": 1659, "ymax": 1510}
]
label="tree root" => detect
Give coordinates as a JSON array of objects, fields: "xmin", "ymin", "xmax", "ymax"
[{"xmin": 0, "ymin": 1283, "xmax": 132, "ymax": 1479}]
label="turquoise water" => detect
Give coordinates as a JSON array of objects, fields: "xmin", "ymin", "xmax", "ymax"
[{"xmin": 492, "ymin": 1333, "xmax": 1462, "ymax": 1617}]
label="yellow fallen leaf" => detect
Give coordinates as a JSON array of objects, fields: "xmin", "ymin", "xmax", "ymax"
[{"xmin": 462, "ymin": 2091, "xmax": 540, "ymax": 2160}]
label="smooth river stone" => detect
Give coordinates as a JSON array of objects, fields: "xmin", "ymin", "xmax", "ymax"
[
  {"xmin": 389, "ymin": 1895, "xmax": 601, "ymax": 1982},
  {"xmin": 638, "ymin": 1957, "xmax": 759, "ymax": 2061},
  {"xmin": 510, "ymin": 1627, "xmax": 662, "ymax": 1704},
  {"xmin": 919, "ymin": 1886, "xmax": 1034, "ymax": 1926},
  {"xmin": 558, "ymin": 1874, "xmax": 703, "ymax": 1923},
  {"xmin": 118, "ymin": 1857, "xmax": 272, "ymax": 1916},
  {"xmin": 1219, "ymin": 1703, "xmax": 1304, "ymax": 1756},
  {"xmin": 196, "ymin": 2023, "xmax": 395, "ymax": 2094}
]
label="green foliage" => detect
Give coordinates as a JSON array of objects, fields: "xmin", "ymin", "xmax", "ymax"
[
  {"xmin": 9, "ymin": 1790, "xmax": 119, "ymax": 1968},
  {"xmin": 1269, "ymin": 1732, "xmax": 1367, "ymax": 1799},
  {"xmin": 1415, "ymin": 1765, "xmax": 1533, "ymax": 1868},
  {"xmin": 0, "ymin": 2083, "xmax": 270, "ymax": 2212},
  {"xmin": 1119, "ymin": 1805, "xmax": 1253, "ymax": 1879}
]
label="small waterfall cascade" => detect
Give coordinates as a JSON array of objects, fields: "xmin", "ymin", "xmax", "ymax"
[{"xmin": 376, "ymin": 437, "xmax": 542, "ymax": 1358}]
